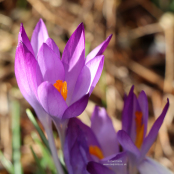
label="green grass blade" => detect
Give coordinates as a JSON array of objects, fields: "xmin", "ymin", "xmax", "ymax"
[
  {"xmin": 26, "ymin": 109, "xmax": 50, "ymax": 152},
  {"xmin": 0, "ymin": 151, "xmax": 14, "ymax": 174},
  {"xmin": 31, "ymin": 132, "xmax": 56, "ymax": 173},
  {"xmin": 11, "ymin": 100, "xmax": 23, "ymax": 174},
  {"xmin": 30, "ymin": 146, "xmax": 46, "ymax": 174}
]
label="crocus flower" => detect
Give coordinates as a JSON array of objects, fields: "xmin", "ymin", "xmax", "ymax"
[
  {"xmin": 15, "ymin": 19, "xmax": 112, "ymax": 174},
  {"xmin": 64, "ymin": 106, "xmax": 126, "ymax": 174},
  {"xmin": 117, "ymin": 86, "xmax": 172, "ymax": 174},
  {"xmin": 15, "ymin": 19, "xmax": 112, "ymax": 125}
]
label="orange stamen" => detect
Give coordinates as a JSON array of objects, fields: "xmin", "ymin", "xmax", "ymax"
[
  {"xmin": 89, "ymin": 146, "xmax": 104, "ymax": 160},
  {"xmin": 135, "ymin": 111, "xmax": 144, "ymax": 148},
  {"xmin": 53, "ymin": 80, "xmax": 68, "ymax": 100}
]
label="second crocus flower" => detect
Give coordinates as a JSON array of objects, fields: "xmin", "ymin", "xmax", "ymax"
[
  {"xmin": 118, "ymin": 86, "xmax": 172, "ymax": 174},
  {"xmin": 64, "ymin": 106, "xmax": 126, "ymax": 174}
]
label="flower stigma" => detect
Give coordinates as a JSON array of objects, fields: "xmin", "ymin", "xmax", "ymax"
[
  {"xmin": 54, "ymin": 80, "xmax": 68, "ymax": 101},
  {"xmin": 89, "ymin": 145, "xmax": 104, "ymax": 160},
  {"xmin": 135, "ymin": 111, "xmax": 144, "ymax": 148}
]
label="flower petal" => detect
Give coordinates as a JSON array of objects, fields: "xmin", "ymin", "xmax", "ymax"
[
  {"xmin": 138, "ymin": 157, "xmax": 173, "ymax": 174},
  {"xmin": 139, "ymin": 99, "xmax": 169, "ymax": 161},
  {"xmin": 18, "ymin": 23, "xmax": 34, "ymax": 56},
  {"xmin": 45, "ymin": 38, "xmax": 60, "ymax": 58},
  {"xmin": 71, "ymin": 55, "xmax": 104, "ymax": 104},
  {"xmin": 138, "ymin": 91, "xmax": 148, "ymax": 139},
  {"xmin": 61, "ymin": 23, "xmax": 85, "ymax": 105},
  {"xmin": 31, "ymin": 19, "xmax": 49, "ymax": 57},
  {"xmin": 37, "ymin": 43, "xmax": 64, "ymax": 84},
  {"xmin": 117, "ymin": 130, "xmax": 140, "ymax": 158},
  {"xmin": 62, "ymin": 94, "xmax": 89, "ymax": 119},
  {"xmin": 87, "ymin": 161, "xmax": 115, "ymax": 174},
  {"xmin": 37, "ymin": 81, "xmax": 68, "ymax": 118},
  {"xmin": 64, "ymin": 118, "xmax": 92, "ymax": 174},
  {"xmin": 86, "ymin": 34, "xmax": 112, "ymax": 63},
  {"xmin": 91, "ymin": 106, "xmax": 118, "ymax": 157},
  {"xmin": 15, "ymin": 42, "xmax": 52, "ymax": 129},
  {"xmin": 15, "ymin": 42, "xmax": 43, "ymax": 107},
  {"xmin": 34, "ymin": 104, "xmax": 52, "ymax": 130},
  {"xmin": 122, "ymin": 86, "xmax": 134, "ymax": 135}
]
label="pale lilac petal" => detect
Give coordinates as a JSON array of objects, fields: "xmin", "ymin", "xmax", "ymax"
[
  {"xmin": 138, "ymin": 91, "xmax": 148, "ymax": 138},
  {"xmin": 37, "ymin": 81, "xmax": 68, "ymax": 118},
  {"xmin": 86, "ymin": 34, "xmax": 112, "ymax": 63},
  {"xmin": 61, "ymin": 23, "xmax": 85, "ymax": 105},
  {"xmin": 138, "ymin": 157, "xmax": 173, "ymax": 174},
  {"xmin": 37, "ymin": 43, "xmax": 64, "ymax": 84},
  {"xmin": 71, "ymin": 55, "xmax": 104, "ymax": 104},
  {"xmin": 15, "ymin": 42, "xmax": 43, "ymax": 107},
  {"xmin": 46, "ymin": 38, "xmax": 60, "ymax": 58},
  {"xmin": 139, "ymin": 99, "xmax": 169, "ymax": 161},
  {"xmin": 91, "ymin": 106, "xmax": 118, "ymax": 157},
  {"xmin": 62, "ymin": 94, "xmax": 89, "ymax": 119},
  {"xmin": 18, "ymin": 23, "xmax": 34, "ymax": 56},
  {"xmin": 31, "ymin": 19, "xmax": 49, "ymax": 57},
  {"xmin": 87, "ymin": 161, "xmax": 115, "ymax": 174},
  {"xmin": 34, "ymin": 104, "xmax": 52, "ymax": 130},
  {"xmin": 117, "ymin": 130, "xmax": 140, "ymax": 158}
]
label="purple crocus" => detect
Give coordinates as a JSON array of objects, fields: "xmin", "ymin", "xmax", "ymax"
[
  {"xmin": 15, "ymin": 19, "xmax": 112, "ymax": 124},
  {"xmin": 15, "ymin": 19, "xmax": 112, "ymax": 174},
  {"xmin": 117, "ymin": 86, "xmax": 172, "ymax": 174},
  {"xmin": 64, "ymin": 106, "xmax": 126, "ymax": 174}
]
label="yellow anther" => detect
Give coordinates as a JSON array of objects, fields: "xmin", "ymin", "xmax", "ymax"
[
  {"xmin": 135, "ymin": 111, "xmax": 144, "ymax": 149},
  {"xmin": 54, "ymin": 80, "xmax": 68, "ymax": 101},
  {"xmin": 89, "ymin": 146, "xmax": 104, "ymax": 160}
]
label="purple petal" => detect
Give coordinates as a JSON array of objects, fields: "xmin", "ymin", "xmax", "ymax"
[
  {"xmin": 15, "ymin": 42, "xmax": 43, "ymax": 107},
  {"xmin": 18, "ymin": 23, "xmax": 34, "ymax": 56},
  {"xmin": 117, "ymin": 130, "xmax": 140, "ymax": 158},
  {"xmin": 87, "ymin": 161, "xmax": 115, "ymax": 174},
  {"xmin": 62, "ymin": 94, "xmax": 89, "ymax": 119},
  {"xmin": 86, "ymin": 34, "xmax": 112, "ymax": 63},
  {"xmin": 64, "ymin": 118, "xmax": 92, "ymax": 174},
  {"xmin": 66, "ymin": 118, "xmax": 100, "ymax": 150},
  {"xmin": 37, "ymin": 81, "xmax": 68, "ymax": 118},
  {"xmin": 91, "ymin": 106, "xmax": 118, "ymax": 157},
  {"xmin": 15, "ymin": 42, "xmax": 52, "ymax": 130},
  {"xmin": 37, "ymin": 43, "xmax": 64, "ymax": 84},
  {"xmin": 138, "ymin": 157, "xmax": 173, "ymax": 174},
  {"xmin": 71, "ymin": 55, "xmax": 104, "ymax": 104},
  {"xmin": 45, "ymin": 38, "xmax": 60, "ymax": 58},
  {"xmin": 31, "ymin": 19, "xmax": 49, "ymax": 57},
  {"xmin": 138, "ymin": 91, "xmax": 148, "ymax": 139},
  {"xmin": 139, "ymin": 99, "xmax": 169, "ymax": 162},
  {"xmin": 61, "ymin": 23, "xmax": 85, "ymax": 105},
  {"xmin": 122, "ymin": 86, "xmax": 134, "ymax": 135}
]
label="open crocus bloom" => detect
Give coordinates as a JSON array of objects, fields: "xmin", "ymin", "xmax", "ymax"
[
  {"xmin": 15, "ymin": 19, "xmax": 112, "ymax": 127},
  {"xmin": 117, "ymin": 86, "xmax": 172, "ymax": 174},
  {"xmin": 64, "ymin": 106, "xmax": 127, "ymax": 174}
]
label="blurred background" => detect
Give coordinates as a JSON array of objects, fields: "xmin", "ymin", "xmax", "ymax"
[{"xmin": 0, "ymin": 0, "xmax": 174, "ymax": 173}]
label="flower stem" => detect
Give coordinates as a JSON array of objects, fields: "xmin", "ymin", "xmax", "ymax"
[
  {"xmin": 45, "ymin": 128, "xmax": 64, "ymax": 174},
  {"xmin": 52, "ymin": 118, "xmax": 68, "ymax": 151}
]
